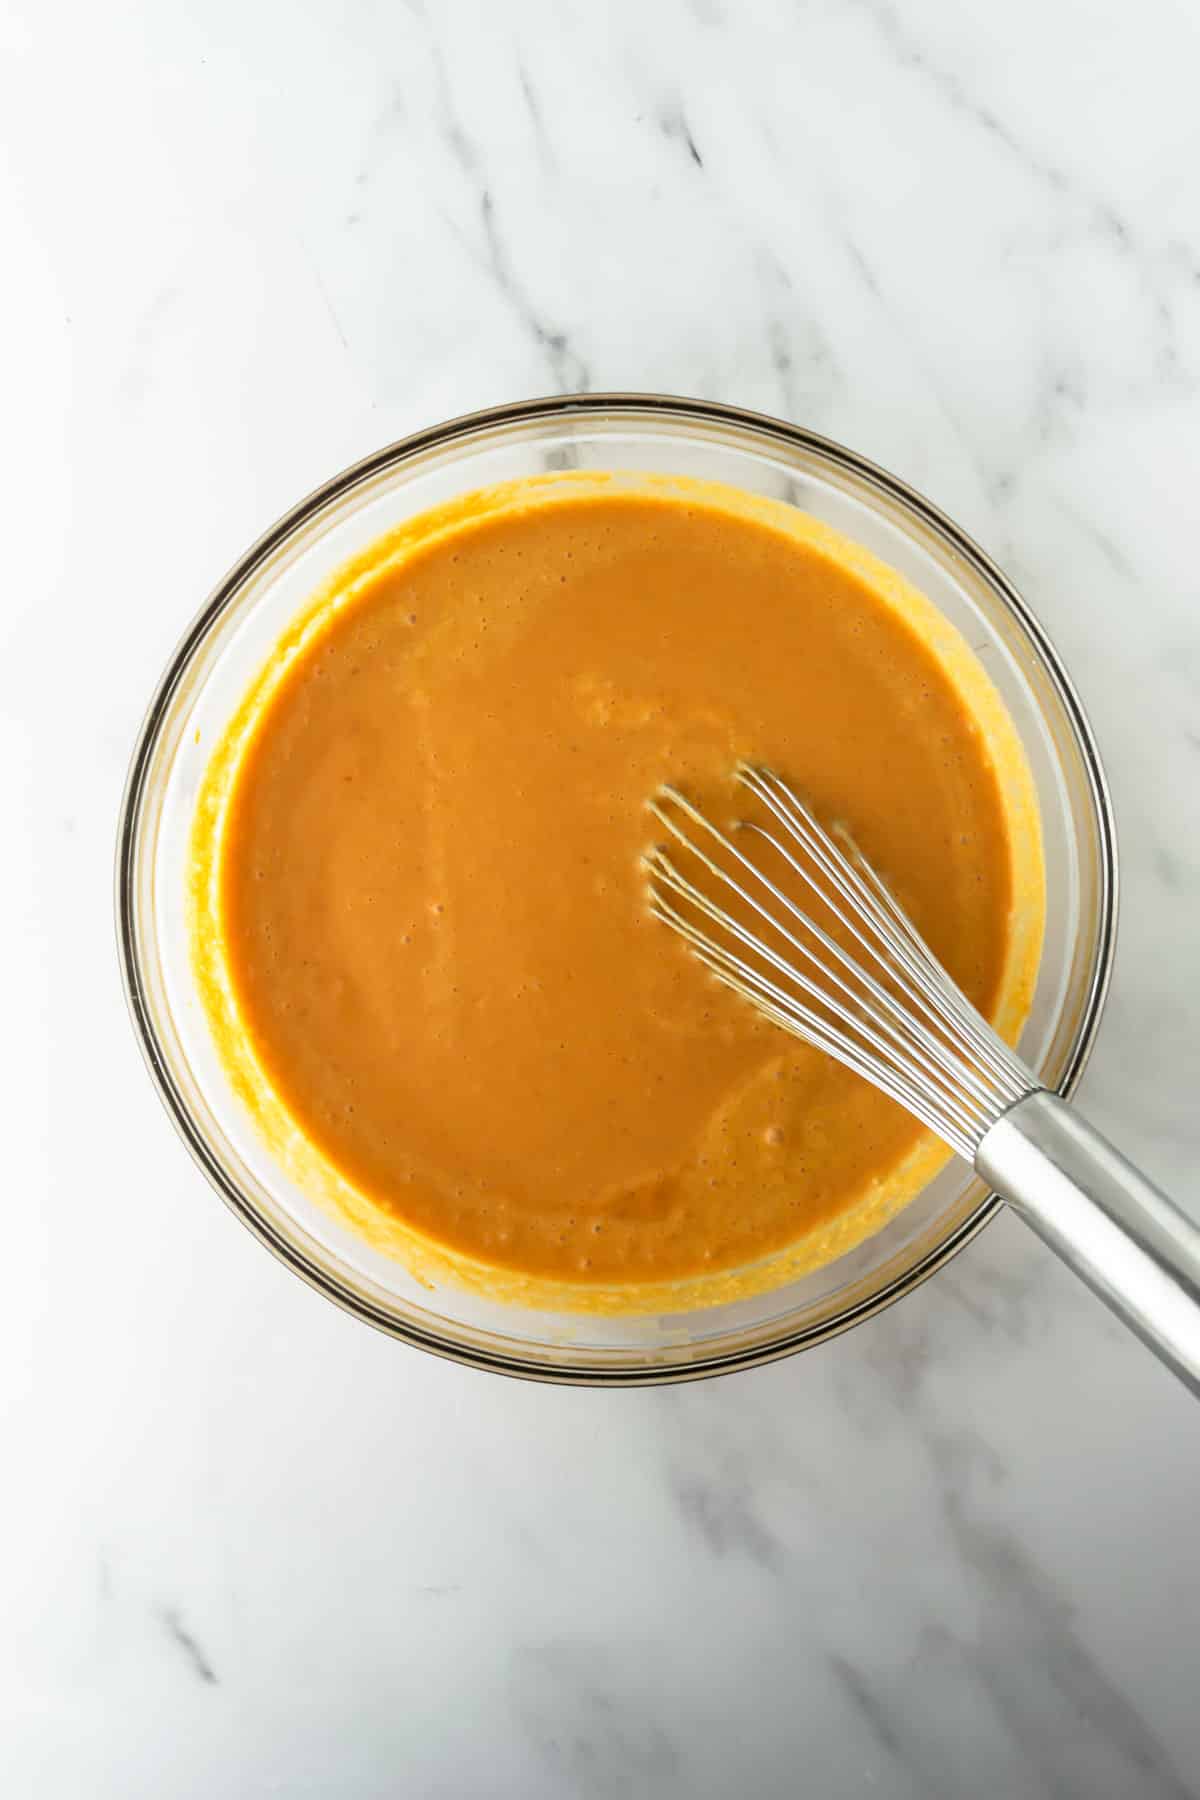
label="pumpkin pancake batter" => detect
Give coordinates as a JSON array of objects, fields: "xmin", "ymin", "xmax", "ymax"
[{"xmin": 191, "ymin": 474, "xmax": 1043, "ymax": 1311}]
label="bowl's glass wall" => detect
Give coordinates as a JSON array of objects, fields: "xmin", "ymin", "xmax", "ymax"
[{"xmin": 119, "ymin": 398, "xmax": 1115, "ymax": 1382}]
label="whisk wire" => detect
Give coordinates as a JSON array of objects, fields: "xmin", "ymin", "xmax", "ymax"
[
  {"xmin": 845, "ymin": 844, "xmax": 1029, "ymax": 1102},
  {"xmin": 650, "ymin": 787, "xmax": 1004, "ymax": 1137},
  {"xmin": 649, "ymin": 881, "xmax": 984, "ymax": 1154},
  {"xmin": 738, "ymin": 765, "xmax": 1030, "ymax": 1107},
  {"xmin": 645, "ymin": 766, "xmax": 1037, "ymax": 1158},
  {"xmin": 647, "ymin": 838, "xmax": 992, "ymax": 1142},
  {"xmin": 733, "ymin": 820, "xmax": 1005, "ymax": 1120}
]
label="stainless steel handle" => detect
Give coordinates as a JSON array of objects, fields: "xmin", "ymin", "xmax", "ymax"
[{"xmin": 977, "ymin": 1090, "xmax": 1200, "ymax": 1395}]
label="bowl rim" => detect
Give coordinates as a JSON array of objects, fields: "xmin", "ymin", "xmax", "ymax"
[{"xmin": 115, "ymin": 392, "xmax": 1119, "ymax": 1386}]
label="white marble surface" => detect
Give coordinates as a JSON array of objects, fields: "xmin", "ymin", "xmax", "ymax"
[{"xmin": 3, "ymin": 0, "xmax": 1199, "ymax": 1793}]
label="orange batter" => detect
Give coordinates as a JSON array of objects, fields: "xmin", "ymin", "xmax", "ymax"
[{"xmin": 192, "ymin": 475, "xmax": 1043, "ymax": 1311}]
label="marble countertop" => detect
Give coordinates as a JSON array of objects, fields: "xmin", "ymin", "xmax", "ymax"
[{"xmin": 3, "ymin": 1, "xmax": 1199, "ymax": 1793}]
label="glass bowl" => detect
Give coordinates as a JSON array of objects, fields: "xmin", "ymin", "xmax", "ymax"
[{"xmin": 116, "ymin": 395, "xmax": 1117, "ymax": 1385}]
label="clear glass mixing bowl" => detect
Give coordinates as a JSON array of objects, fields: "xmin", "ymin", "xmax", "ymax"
[{"xmin": 116, "ymin": 395, "xmax": 1117, "ymax": 1384}]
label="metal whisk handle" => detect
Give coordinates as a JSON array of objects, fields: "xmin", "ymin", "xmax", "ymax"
[{"xmin": 978, "ymin": 1092, "xmax": 1200, "ymax": 1395}]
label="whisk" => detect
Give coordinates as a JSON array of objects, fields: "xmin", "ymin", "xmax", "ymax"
[{"xmin": 646, "ymin": 764, "xmax": 1200, "ymax": 1394}]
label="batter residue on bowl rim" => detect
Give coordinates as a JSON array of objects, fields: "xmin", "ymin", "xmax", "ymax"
[{"xmin": 190, "ymin": 472, "xmax": 1044, "ymax": 1315}]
